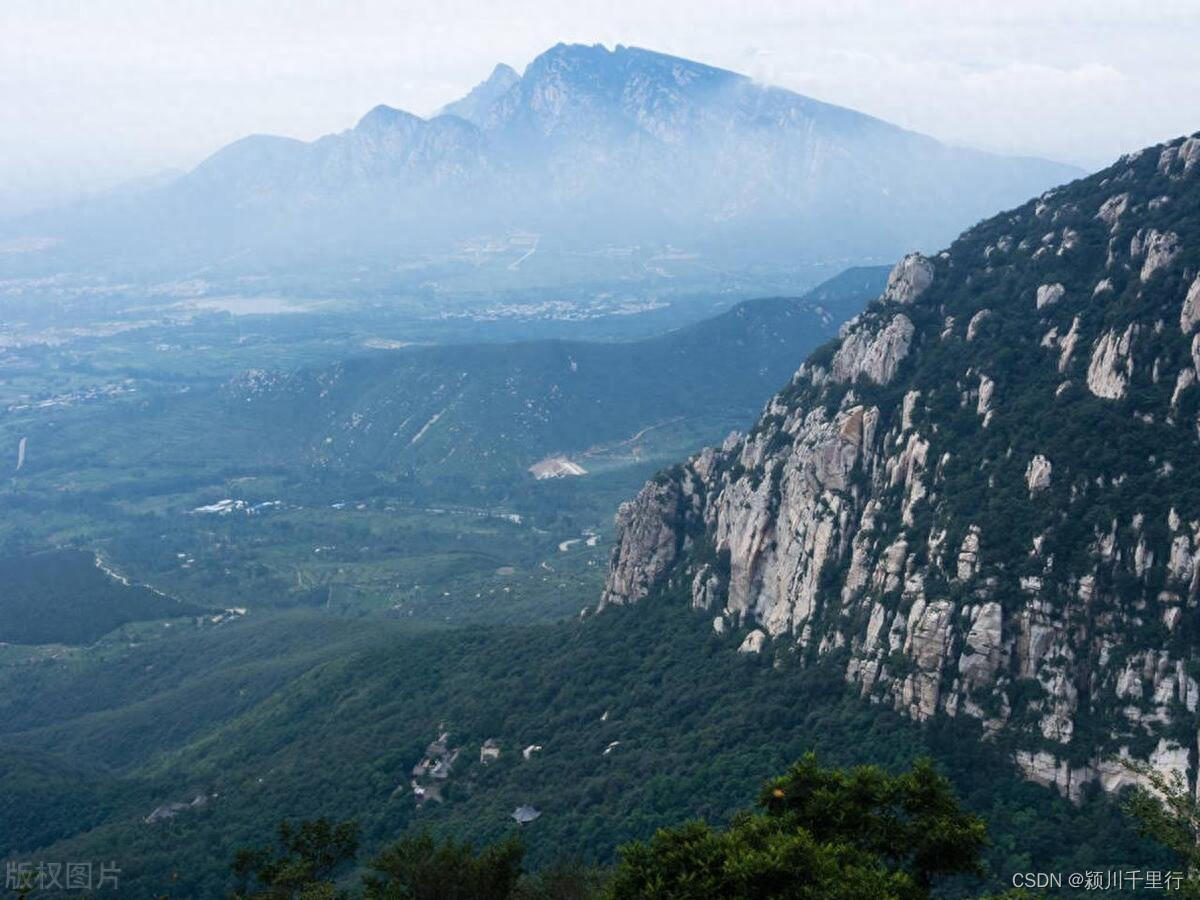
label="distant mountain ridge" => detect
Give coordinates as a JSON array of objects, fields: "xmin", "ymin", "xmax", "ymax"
[
  {"xmin": 5, "ymin": 43, "xmax": 1082, "ymax": 277},
  {"xmin": 12, "ymin": 267, "xmax": 889, "ymax": 491},
  {"xmin": 218, "ymin": 266, "xmax": 890, "ymax": 482}
]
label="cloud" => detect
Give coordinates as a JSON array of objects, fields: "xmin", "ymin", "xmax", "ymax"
[{"xmin": 959, "ymin": 61, "xmax": 1125, "ymax": 92}]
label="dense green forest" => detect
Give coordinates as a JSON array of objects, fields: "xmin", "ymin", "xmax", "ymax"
[
  {"xmin": 0, "ymin": 588, "xmax": 1172, "ymax": 897},
  {"xmin": 0, "ymin": 550, "xmax": 205, "ymax": 644},
  {"xmin": 224, "ymin": 755, "xmax": 993, "ymax": 899}
]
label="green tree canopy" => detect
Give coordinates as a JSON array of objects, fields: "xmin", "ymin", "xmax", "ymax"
[
  {"xmin": 231, "ymin": 817, "xmax": 360, "ymax": 900},
  {"xmin": 607, "ymin": 754, "xmax": 986, "ymax": 899},
  {"xmin": 759, "ymin": 753, "xmax": 988, "ymax": 890},
  {"xmin": 228, "ymin": 757, "xmax": 987, "ymax": 900},
  {"xmin": 363, "ymin": 831, "xmax": 524, "ymax": 900},
  {"xmin": 1121, "ymin": 759, "xmax": 1200, "ymax": 898}
]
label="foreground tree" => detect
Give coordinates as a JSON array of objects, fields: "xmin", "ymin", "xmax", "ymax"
[
  {"xmin": 1120, "ymin": 759, "xmax": 1200, "ymax": 897},
  {"xmin": 607, "ymin": 754, "xmax": 986, "ymax": 899},
  {"xmin": 363, "ymin": 831, "xmax": 524, "ymax": 900},
  {"xmin": 230, "ymin": 818, "xmax": 360, "ymax": 899},
  {"xmin": 511, "ymin": 860, "xmax": 610, "ymax": 900},
  {"xmin": 229, "ymin": 757, "xmax": 986, "ymax": 899},
  {"xmin": 759, "ymin": 754, "xmax": 987, "ymax": 890}
]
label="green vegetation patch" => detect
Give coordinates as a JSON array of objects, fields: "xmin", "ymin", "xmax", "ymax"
[{"xmin": 0, "ymin": 550, "xmax": 207, "ymax": 645}]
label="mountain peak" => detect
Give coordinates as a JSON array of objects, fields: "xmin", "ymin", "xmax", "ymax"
[
  {"xmin": 490, "ymin": 61, "xmax": 519, "ymax": 79},
  {"xmin": 437, "ymin": 62, "xmax": 520, "ymax": 126},
  {"xmin": 38, "ymin": 44, "xmax": 1082, "ymax": 278},
  {"xmin": 354, "ymin": 103, "xmax": 424, "ymax": 135},
  {"xmin": 521, "ymin": 41, "xmax": 736, "ymax": 85}
]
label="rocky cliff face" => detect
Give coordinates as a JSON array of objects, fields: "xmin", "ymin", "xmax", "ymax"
[{"xmin": 601, "ymin": 133, "xmax": 1200, "ymax": 803}]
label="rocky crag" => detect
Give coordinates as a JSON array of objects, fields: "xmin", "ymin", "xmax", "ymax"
[{"xmin": 601, "ymin": 133, "xmax": 1200, "ymax": 802}]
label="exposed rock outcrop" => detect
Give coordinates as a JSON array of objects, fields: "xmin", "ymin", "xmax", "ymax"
[
  {"xmin": 602, "ymin": 132, "xmax": 1200, "ymax": 803},
  {"xmin": 739, "ymin": 629, "xmax": 767, "ymax": 654},
  {"xmin": 1025, "ymin": 455, "xmax": 1052, "ymax": 493},
  {"xmin": 977, "ymin": 374, "xmax": 995, "ymax": 424},
  {"xmin": 1036, "ymin": 283, "xmax": 1065, "ymax": 309},
  {"xmin": 1182, "ymin": 275, "xmax": 1200, "ymax": 335},
  {"xmin": 966, "ymin": 309, "xmax": 992, "ymax": 342},
  {"xmin": 882, "ymin": 253, "xmax": 935, "ymax": 305},
  {"xmin": 1132, "ymin": 229, "xmax": 1181, "ymax": 282},
  {"xmin": 1096, "ymin": 193, "xmax": 1129, "ymax": 230},
  {"xmin": 830, "ymin": 314, "xmax": 915, "ymax": 385},
  {"xmin": 1086, "ymin": 326, "xmax": 1137, "ymax": 400},
  {"xmin": 600, "ymin": 478, "xmax": 688, "ymax": 608}
]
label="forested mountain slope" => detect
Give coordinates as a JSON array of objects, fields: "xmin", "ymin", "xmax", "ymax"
[
  {"xmin": 603, "ymin": 132, "xmax": 1200, "ymax": 802},
  {"xmin": 0, "ymin": 606, "xmax": 1167, "ymax": 898},
  {"xmin": 12, "ymin": 268, "xmax": 887, "ymax": 489},
  {"xmin": 222, "ymin": 266, "xmax": 889, "ymax": 480}
]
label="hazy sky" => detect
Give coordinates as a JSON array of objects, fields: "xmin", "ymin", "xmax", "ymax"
[{"xmin": 4, "ymin": 0, "xmax": 1199, "ymax": 212}]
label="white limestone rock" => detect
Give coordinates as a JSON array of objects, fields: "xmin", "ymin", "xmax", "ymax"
[
  {"xmin": 863, "ymin": 604, "xmax": 889, "ymax": 650},
  {"xmin": 1159, "ymin": 137, "xmax": 1200, "ymax": 178},
  {"xmin": 830, "ymin": 314, "xmax": 915, "ymax": 385},
  {"xmin": 966, "ymin": 309, "xmax": 992, "ymax": 342},
  {"xmin": 1036, "ymin": 283, "xmax": 1065, "ymax": 309},
  {"xmin": 1058, "ymin": 228, "xmax": 1080, "ymax": 255},
  {"xmin": 901, "ymin": 390, "xmax": 920, "ymax": 431},
  {"xmin": 1181, "ymin": 275, "xmax": 1200, "ymax": 335},
  {"xmin": 1167, "ymin": 534, "xmax": 1195, "ymax": 585},
  {"xmin": 1015, "ymin": 751, "xmax": 1095, "ymax": 803},
  {"xmin": 1026, "ymin": 455, "xmax": 1052, "ymax": 493},
  {"xmin": 905, "ymin": 598, "xmax": 954, "ymax": 673},
  {"xmin": 1086, "ymin": 325, "xmax": 1137, "ymax": 400},
  {"xmin": 881, "ymin": 253, "xmax": 934, "ymax": 304},
  {"xmin": 956, "ymin": 526, "xmax": 982, "ymax": 581},
  {"xmin": 1182, "ymin": 137, "xmax": 1200, "ymax": 175},
  {"xmin": 1132, "ymin": 229, "xmax": 1180, "ymax": 282},
  {"xmin": 976, "ymin": 374, "xmax": 995, "ymax": 420},
  {"xmin": 959, "ymin": 602, "xmax": 1004, "ymax": 688},
  {"xmin": 873, "ymin": 538, "xmax": 908, "ymax": 594},
  {"xmin": 1170, "ymin": 368, "xmax": 1195, "ymax": 413},
  {"xmin": 1058, "ymin": 316, "xmax": 1081, "ymax": 373},
  {"xmin": 1096, "ymin": 192, "xmax": 1129, "ymax": 230},
  {"xmin": 691, "ymin": 564, "xmax": 721, "ymax": 610},
  {"xmin": 599, "ymin": 139, "xmax": 1200, "ymax": 804},
  {"xmin": 738, "ymin": 629, "xmax": 766, "ymax": 654},
  {"xmin": 601, "ymin": 478, "xmax": 688, "ymax": 608}
]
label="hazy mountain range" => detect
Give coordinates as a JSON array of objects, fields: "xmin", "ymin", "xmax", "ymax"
[{"xmin": 4, "ymin": 43, "xmax": 1082, "ymax": 280}]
